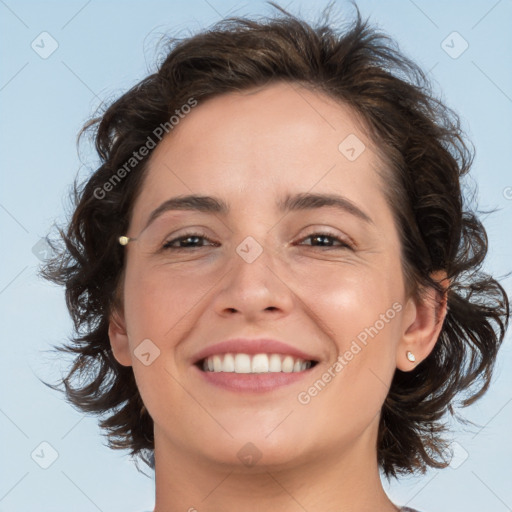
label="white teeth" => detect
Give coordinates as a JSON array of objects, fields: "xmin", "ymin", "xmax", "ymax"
[
  {"xmin": 251, "ymin": 354, "xmax": 269, "ymax": 373},
  {"xmin": 212, "ymin": 355, "xmax": 223, "ymax": 372},
  {"xmin": 269, "ymin": 354, "xmax": 282, "ymax": 372},
  {"xmin": 223, "ymin": 353, "xmax": 235, "ymax": 372},
  {"xmin": 201, "ymin": 353, "xmax": 313, "ymax": 373},
  {"xmin": 282, "ymin": 355, "xmax": 294, "ymax": 373},
  {"xmin": 234, "ymin": 353, "xmax": 251, "ymax": 373}
]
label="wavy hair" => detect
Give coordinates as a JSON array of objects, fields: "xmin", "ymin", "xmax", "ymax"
[{"xmin": 41, "ymin": 1, "xmax": 509, "ymax": 478}]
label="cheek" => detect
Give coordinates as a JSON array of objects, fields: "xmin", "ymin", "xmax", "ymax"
[
  {"xmin": 299, "ymin": 256, "xmax": 405, "ymax": 387},
  {"xmin": 122, "ymin": 258, "xmax": 218, "ymax": 341},
  {"xmin": 293, "ymin": 272, "xmax": 403, "ymax": 441},
  {"xmin": 300, "ymin": 258, "xmax": 402, "ymax": 334},
  {"xmin": 315, "ymin": 285, "xmax": 399, "ymax": 365}
]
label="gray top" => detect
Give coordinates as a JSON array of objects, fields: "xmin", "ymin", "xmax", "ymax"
[
  {"xmin": 143, "ymin": 507, "xmax": 422, "ymax": 512},
  {"xmin": 143, "ymin": 506, "xmax": 421, "ymax": 511}
]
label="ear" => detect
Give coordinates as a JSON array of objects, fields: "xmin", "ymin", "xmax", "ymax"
[
  {"xmin": 396, "ymin": 271, "xmax": 449, "ymax": 371},
  {"xmin": 108, "ymin": 305, "xmax": 133, "ymax": 367}
]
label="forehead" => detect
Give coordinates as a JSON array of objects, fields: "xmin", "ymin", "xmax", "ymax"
[
  {"xmin": 159, "ymin": 81, "xmax": 374, "ymax": 165},
  {"xmin": 131, "ymin": 81, "xmax": 389, "ymax": 224}
]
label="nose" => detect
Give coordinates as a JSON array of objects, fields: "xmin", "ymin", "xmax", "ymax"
[{"xmin": 211, "ymin": 238, "xmax": 295, "ymax": 321}]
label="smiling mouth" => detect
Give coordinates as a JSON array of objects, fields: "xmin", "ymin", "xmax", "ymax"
[{"xmin": 196, "ymin": 353, "xmax": 319, "ymax": 374}]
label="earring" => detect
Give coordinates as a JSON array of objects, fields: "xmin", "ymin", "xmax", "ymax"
[{"xmin": 406, "ymin": 351, "xmax": 416, "ymax": 363}]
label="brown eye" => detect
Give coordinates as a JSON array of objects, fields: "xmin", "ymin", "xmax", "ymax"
[
  {"xmin": 298, "ymin": 232, "xmax": 353, "ymax": 250},
  {"xmin": 162, "ymin": 232, "xmax": 218, "ymax": 250}
]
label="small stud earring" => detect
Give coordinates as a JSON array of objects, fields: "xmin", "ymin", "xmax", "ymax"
[
  {"xmin": 119, "ymin": 236, "xmax": 130, "ymax": 246},
  {"xmin": 406, "ymin": 351, "xmax": 416, "ymax": 363}
]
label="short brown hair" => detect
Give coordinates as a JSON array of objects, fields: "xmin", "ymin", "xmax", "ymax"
[{"xmin": 41, "ymin": 1, "xmax": 509, "ymax": 478}]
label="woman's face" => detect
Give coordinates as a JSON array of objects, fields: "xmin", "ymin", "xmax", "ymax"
[{"xmin": 110, "ymin": 81, "xmax": 420, "ymax": 469}]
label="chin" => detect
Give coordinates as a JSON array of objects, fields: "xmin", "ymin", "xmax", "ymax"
[{"xmin": 201, "ymin": 428, "xmax": 311, "ymax": 469}]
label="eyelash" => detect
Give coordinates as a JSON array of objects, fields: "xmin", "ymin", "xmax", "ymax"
[{"xmin": 162, "ymin": 231, "xmax": 353, "ymax": 250}]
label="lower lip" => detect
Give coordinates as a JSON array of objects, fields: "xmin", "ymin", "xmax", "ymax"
[{"xmin": 193, "ymin": 365, "xmax": 315, "ymax": 392}]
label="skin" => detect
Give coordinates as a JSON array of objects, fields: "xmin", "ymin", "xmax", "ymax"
[{"xmin": 109, "ymin": 81, "xmax": 448, "ymax": 512}]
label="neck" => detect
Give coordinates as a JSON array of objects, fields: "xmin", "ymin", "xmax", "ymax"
[{"xmin": 151, "ymin": 420, "xmax": 400, "ymax": 512}]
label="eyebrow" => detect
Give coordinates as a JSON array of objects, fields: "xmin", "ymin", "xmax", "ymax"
[{"xmin": 143, "ymin": 192, "xmax": 373, "ymax": 230}]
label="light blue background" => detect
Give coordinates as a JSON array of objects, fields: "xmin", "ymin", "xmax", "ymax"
[{"xmin": 1, "ymin": 1, "xmax": 511, "ymax": 511}]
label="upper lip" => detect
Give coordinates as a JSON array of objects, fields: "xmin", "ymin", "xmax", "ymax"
[{"xmin": 192, "ymin": 338, "xmax": 319, "ymax": 364}]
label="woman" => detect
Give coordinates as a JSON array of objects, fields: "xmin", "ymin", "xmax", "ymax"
[{"xmin": 42, "ymin": 3, "xmax": 509, "ymax": 511}]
